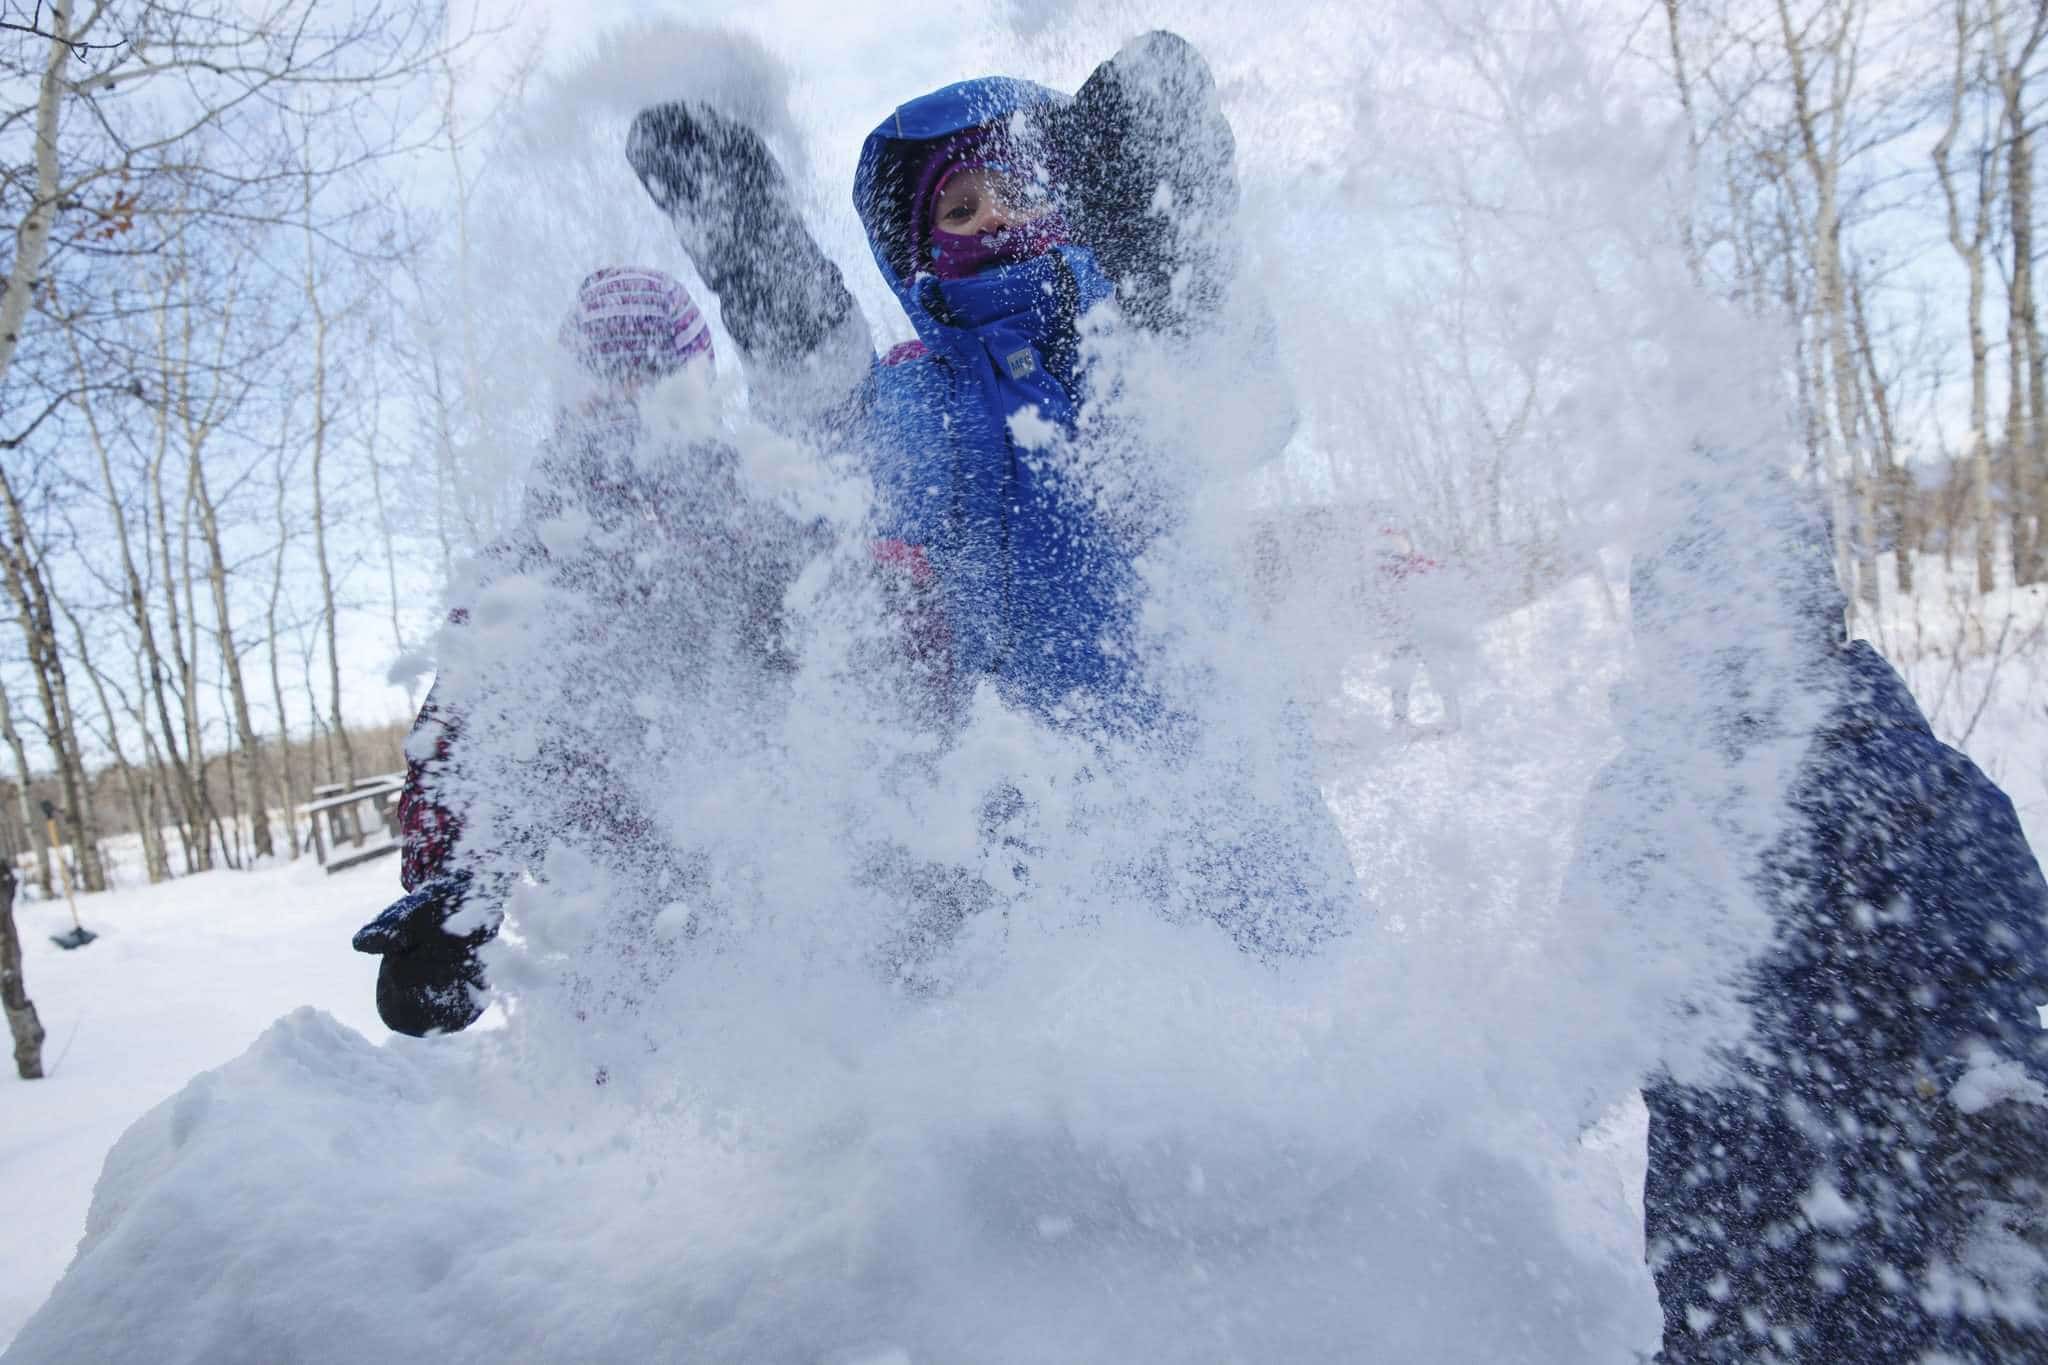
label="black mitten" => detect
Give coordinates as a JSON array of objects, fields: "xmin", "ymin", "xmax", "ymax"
[
  {"xmin": 1058, "ymin": 31, "xmax": 1239, "ymax": 331},
  {"xmin": 626, "ymin": 102, "xmax": 855, "ymax": 363},
  {"xmin": 352, "ymin": 873, "xmax": 497, "ymax": 1037}
]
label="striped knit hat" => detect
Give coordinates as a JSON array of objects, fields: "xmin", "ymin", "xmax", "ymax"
[{"xmin": 558, "ymin": 266, "xmax": 713, "ymax": 382}]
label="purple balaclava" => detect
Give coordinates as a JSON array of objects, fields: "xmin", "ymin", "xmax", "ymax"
[{"xmin": 913, "ymin": 129, "xmax": 1069, "ymax": 282}]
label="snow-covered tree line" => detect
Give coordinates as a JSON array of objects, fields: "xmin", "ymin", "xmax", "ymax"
[
  {"xmin": 0, "ymin": 0, "xmax": 508, "ymax": 891},
  {"xmin": 1653, "ymin": 0, "xmax": 2048, "ymax": 614},
  {"xmin": 1259, "ymin": 0, "xmax": 2048, "ymax": 648},
  {"xmin": 1292, "ymin": 0, "xmax": 2048, "ymax": 768}
]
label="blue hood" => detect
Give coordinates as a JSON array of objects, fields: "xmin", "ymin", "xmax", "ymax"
[
  {"xmin": 850, "ymin": 76, "xmax": 1138, "ymax": 723},
  {"xmin": 853, "ymin": 76, "xmax": 1070, "ymax": 337}
]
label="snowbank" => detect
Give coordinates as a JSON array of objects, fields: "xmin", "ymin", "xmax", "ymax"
[
  {"xmin": 7, "ymin": 998, "xmax": 1655, "ymax": 1364},
  {"xmin": 0, "ymin": 854, "xmax": 390, "ymax": 1351}
]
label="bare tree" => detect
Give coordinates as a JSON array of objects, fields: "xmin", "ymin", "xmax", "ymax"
[
  {"xmin": 1987, "ymin": 0, "xmax": 2048, "ymax": 583},
  {"xmin": 266, "ymin": 439, "xmax": 303, "ymax": 858},
  {"xmin": 0, "ymin": 679, "xmax": 50, "ymax": 896},
  {"xmin": 1, "ymin": 0, "xmax": 462, "ymax": 426},
  {"xmin": 168, "ymin": 247, "xmax": 276, "ymax": 860},
  {"xmin": 143, "ymin": 338, "xmax": 211, "ymax": 870},
  {"xmin": 1771, "ymin": 0, "xmax": 1888, "ymax": 611},
  {"xmin": 358, "ymin": 344, "xmax": 416, "ymax": 710},
  {"xmin": 56, "ymin": 591, "xmax": 167, "ymax": 882},
  {"xmin": 1933, "ymin": 0, "xmax": 2007, "ymax": 593},
  {"xmin": 302, "ymin": 154, "xmax": 355, "ymax": 789},
  {"xmin": 0, "ymin": 466, "xmax": 104, "ymax": 890},
  {"xmin": 172, "ymin": 441, "xmax": 230, "ymax": 869},
  {"xmin": 0, "ymin": 860, "xmax": 42, "ymax": 1079},
  {"xmin": 1848, "ymin": 264, "xmax": 1912, "ymax": 593},
  {"xmin": 67, "ymin": 311, "xmax": 207, "ymax": 867}
]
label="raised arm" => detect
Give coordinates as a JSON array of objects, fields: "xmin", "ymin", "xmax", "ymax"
[
  {"xmin": 626, "ymin": 103, "xmax": 872, "ymax": 427},
  {"xmin": 1056, "ymin": 30, "xmax": 1240, "ymax": 333}
]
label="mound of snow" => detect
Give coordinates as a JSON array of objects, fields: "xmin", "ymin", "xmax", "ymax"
[
  {"xmin": 0, "ymin": 854, "xmax": 393, "ymax": 1350},
  {"xmin": 6, "ymin": 982, "xmax": 1659, "ymax": 1365}
]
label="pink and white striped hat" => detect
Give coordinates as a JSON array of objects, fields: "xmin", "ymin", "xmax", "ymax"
[{"xmin": 558, "ymin": 266, "xmax": 714, "ymax": 382}]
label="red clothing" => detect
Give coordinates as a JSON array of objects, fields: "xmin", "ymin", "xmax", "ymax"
[{"xmin": 398, "ymin": 687, "xmax": 463, "ymax": 891}]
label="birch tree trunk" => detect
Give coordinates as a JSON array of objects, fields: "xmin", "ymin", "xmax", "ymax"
[
  {"xmin": 147, "ymin": 389, "xmax": 210, "ymax": 869},
  {"xmin": 1661, "ymin": 0, "xmax": 1706, "ymax": 282},
  {"xmin": 364, "ymin": 400, "xmax": 414, "ymax": 710},
  {"xmin": 184, "ymin": 524, "xmax": 238, "ymax": 872},
  {"xmin": 174, "ymin": 448, "xmax": 219, "ymax": 867},
  {"xmin": 190, "ymin": 440, "xmax": 275, "ymax": 860},
  {"xmin": 1848, "ymin": 270, "xmax": 1911, "ymax": 594},
  {"xmin": 1990, "ymin": 0, "xmax": 2048, "ymax": 583},
  {"xmin": 0, "ymin": 0, "xmax": 74, "ymax": 395},
  {"xmin": 1777, "ymin": 0, "xmax": 1880, "ymax": 613},
  {"xmin": 268, "ymin": 454, "xmax": 302, "ymax": 858},
  {"xmin": 126, "ymin": 649, "xmax": 183, "ymax": 874},
  {"xmin": 163, "ymin": 244, "xmax": 277, "ymax": 864},
  {"xmin": 0, "ymin": 862, "xmax": 43, "ymax": 1079},
  {"xmin": 0, "ymin": 469, "xmax": 106, "ymax": 892},
  {"xmin": 1934, "ymin": 0, "xmax": 2004, "ymax": 593},
  {"xmin": 0, "ymin": 683, "xmax": 50, "ymax": 897},
  {"xmin": 303, "ymin": 160, "xmax": 356, "ymax": 787},
  {"xmin": 2012, "ymin": 51, "xmax": 2047, "ymax": 585},
  {"xmin": 70, "ymin": 316, "xmax": 207, "ymax": 868},
  {"xmin": 2002, "ymin": 196, "xmax": 2033, "ymax": 583},
  {"xmin": 59, "ymin": 599, "xmax": 166, "ymax": 882}
]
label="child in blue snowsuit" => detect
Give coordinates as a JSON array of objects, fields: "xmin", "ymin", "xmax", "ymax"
[
  {"xmin": 625, "ymin": 33, "xmax": 1353, "ymax": 957},
  {"xmin": 626, "ymin": 35, "xmax": 1231, "ymax": 724}
]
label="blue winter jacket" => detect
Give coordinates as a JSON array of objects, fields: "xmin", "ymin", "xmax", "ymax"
[
  {"xmin": 851, "ymin": 78, "xmax": 1132, "ymax": 722},
  {"xmin": 1644, "ymin": 642, "xmax": 2048, "ymax": 1361},
  {"xmin": 1576, "ymin": 633, "xmax": 2048, "ymax": 1356}
]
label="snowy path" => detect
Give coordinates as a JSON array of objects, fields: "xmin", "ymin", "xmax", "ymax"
[{"xmin": 0, "ymin": 856, "xmax": 394, "ymax": 1349}]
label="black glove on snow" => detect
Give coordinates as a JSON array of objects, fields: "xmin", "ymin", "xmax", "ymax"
[
  {"xmin": 626, "ymin": 101, "xmax": 855, "ymax": 364},
  {"xmin": 352, "ymin": 872, "xmax": 496, "ymax": 1037},
  {"xmin": 1057, "ymin": 30, "xmax": 1239, "ymax": 332}
]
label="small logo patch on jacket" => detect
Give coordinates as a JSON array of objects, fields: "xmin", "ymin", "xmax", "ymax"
[{"xmin": 1006, "ymin": 347, "xmax": 1038, "ymax": 380}]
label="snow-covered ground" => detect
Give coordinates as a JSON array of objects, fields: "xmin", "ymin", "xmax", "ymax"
[
  {"xmin": 1, "ymin": 557, "xmax": 2040, "ymax": 1360},
  {"xmin": 0, "ymin": 853, "xmax": 395, "ymax": 1349},
  {"xmin": 0, "ymin": 574, "xmax": 1668, "ymax": 1361}
]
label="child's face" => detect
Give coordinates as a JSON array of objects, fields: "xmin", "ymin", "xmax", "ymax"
[{"xmin": 933, "ymin": 165, "xmax": 1053, "ymax": 238}]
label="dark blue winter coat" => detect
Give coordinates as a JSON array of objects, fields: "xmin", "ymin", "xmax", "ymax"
[
  {"xmin": 1572, "ymin": 505, "xmax": 2048, "ymax": 1365},
  {"xmin": 1556, "ymin": 447, "xmax": 2048, "ymax": 1357},
  {"xmin": 1634, "ymin": 638, "xmax": 2048, "ymax": 1361},
  {"xmin": 851, "ymin": 78, "xmax": 1132, "ymax": 722}
]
